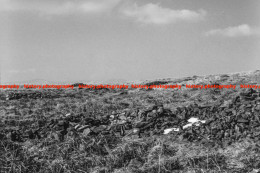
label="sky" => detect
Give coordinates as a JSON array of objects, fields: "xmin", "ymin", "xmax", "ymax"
[{"xmin": 0, "ymin": 0, "xmax": 260, "ymax": 83}]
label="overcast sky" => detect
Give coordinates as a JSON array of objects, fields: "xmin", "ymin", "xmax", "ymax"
[{"xmin": 0, "ymin": 0, "xmax": 259, "ymax": 83}]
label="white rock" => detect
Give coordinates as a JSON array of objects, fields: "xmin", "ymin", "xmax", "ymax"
[
  {"xmin": 133, "ymin": 128, "xmax": 139, "ymax": 134},
  {"xmin": 163, "ymin": 128, "xmax": 179, "ymax": 134},
  {"xmin": 173, "ymin": 128, "xmax": 180, "ymax": 132},
  {"xmin": 194, "ymin": 122, "xmax": 201, "ymax": 126},
  {"xmin": 78, "ymin": 125, "xmax": 89, "ymax": 131},
  {"xmin": 183, "ymin": 118, "xmax": 206, "ymax": 129},
  {"xmin": 183, "ymin": 123, "xmax": 193, "ymax": 129},
  {"xmin": 200, "ymin": 120, "xmax": 206, "ymax": 123},
  {"xmin": 188, "ymin": 117, "xmax": 199, "ymax": 123},
  {"xmin": 65, "ymin": 113, "xmax": 71, "ymax": 117},
  {"xmin": 75, "ymin": 124, "xmax": 81, "ymax": 130}
]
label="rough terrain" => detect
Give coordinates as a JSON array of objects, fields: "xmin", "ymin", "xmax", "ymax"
[{"xmin": 1, "ymin": 71, "xmax": 260, "ymax": 173}]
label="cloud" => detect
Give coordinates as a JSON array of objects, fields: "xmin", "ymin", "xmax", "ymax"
[
  {"xmin": 206, "ymin": 24, "xmax": 260, "ymax": 37},
  {"xmin": 0, "ymin": 0, "xmax": 122, "ymax": 15},
  {"xmin": 80, "ymin": 0, "xmax": 121, "ymax": 13},
  {"xmin": 121, "ymin": 3, "xmax": 206, "ymax": 25}
]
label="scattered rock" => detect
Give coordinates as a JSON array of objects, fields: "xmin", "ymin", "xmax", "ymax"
[{"xmin": 82, "ymin": 128, "xmax": 91, "ymax": 137}]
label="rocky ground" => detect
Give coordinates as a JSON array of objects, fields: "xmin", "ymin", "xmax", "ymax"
[{"xmin": 1, "ymin": 71, "xmax": 260, "ymax": 173}]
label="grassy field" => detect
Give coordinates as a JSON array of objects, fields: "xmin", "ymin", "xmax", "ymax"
[{"xmin": 1, "ymin": 71, "xmax": 260, "ymax": 173}]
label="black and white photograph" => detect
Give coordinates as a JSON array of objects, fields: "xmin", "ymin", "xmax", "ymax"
[{"xmin": 0, "ymin": 0, "xmax": 260, "ymax": 172}]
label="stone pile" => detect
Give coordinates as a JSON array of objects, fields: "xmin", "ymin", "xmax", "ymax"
[
  {"xmin": 3, "ymin": 92, "xmax": 60, "ymax": 100},
  {"xmin": 166, "ymin": 88, "xmax": 260, "ymax": 146},
  {"xmin": 5, "ymin": 92, "xmax": 43, "ymax": 100},
  {"xmin": 3, "ymin": 88, "xmax": 260, "ymax": 147}
]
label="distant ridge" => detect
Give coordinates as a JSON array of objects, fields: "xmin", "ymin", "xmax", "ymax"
[{"xmin": 2, "ymin": 70, "xmax": 260, "ymax": 85}]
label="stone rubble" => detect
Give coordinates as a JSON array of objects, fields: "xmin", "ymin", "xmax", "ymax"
[{"xmin": 1, "ymin": 88, "xmax": 260, "ymax": 148}]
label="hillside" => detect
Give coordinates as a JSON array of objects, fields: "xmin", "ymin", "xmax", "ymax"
[{"xmin": 1, "ymin": 71, "xmax": 260, "ymax": 173}]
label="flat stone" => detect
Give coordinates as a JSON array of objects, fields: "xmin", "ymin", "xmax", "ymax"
[
  {"xmin": 82, "ymin": 128, "xmax": 91, "ymax": 137},
  {"xmin": 92, "ymin": 125, "xmax": 107, "ymax": 133}
]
